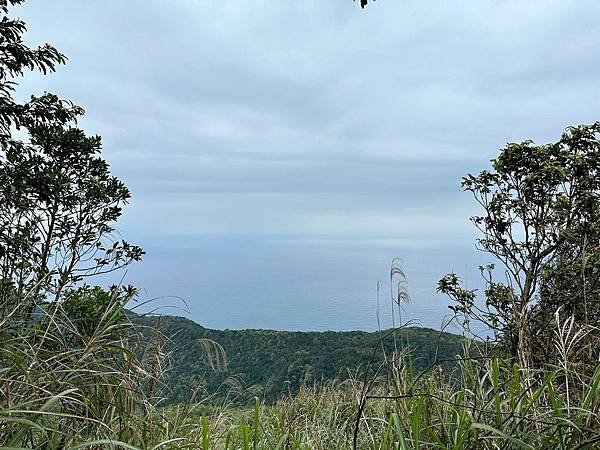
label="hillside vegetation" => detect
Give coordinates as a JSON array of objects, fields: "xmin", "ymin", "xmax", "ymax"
[{"xmin": 132, "ymin": 313, "xmax": 466, "ymax": 404}]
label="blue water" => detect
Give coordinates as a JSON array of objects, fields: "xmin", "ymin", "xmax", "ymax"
[{"xmin": 108, "ymin": 234, "xmax": 486, "ymax": 333}]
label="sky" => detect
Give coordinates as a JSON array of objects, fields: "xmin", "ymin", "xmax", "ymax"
[{"xmin": 12, "ymin": 0, "xmax": 600, "ymax": 331}]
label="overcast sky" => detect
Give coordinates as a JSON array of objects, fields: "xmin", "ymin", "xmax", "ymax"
[{"xmin": 12, "ymin": 1, "xmax": 600, "ymax": 330}]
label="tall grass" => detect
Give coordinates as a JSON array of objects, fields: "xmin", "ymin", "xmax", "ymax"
[
  {"xmin": 163, "ymin": 352, "xmax": 599, "ymax": 449},
  {"xmin": 1, "ymin": 290, "xmax": 599, "ymax": 449},
  {"xmin": 0, "ymin": 290, "xmax": 174, "ymax": 449}
]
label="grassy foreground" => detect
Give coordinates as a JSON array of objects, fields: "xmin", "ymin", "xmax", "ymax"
[
  {"xmin": 1, "ymin": 298, "xmax": 599, "ymax": 449},
  {"xmin": 158, "ymin": 359, "xmax": 600, "ymax": 450}
]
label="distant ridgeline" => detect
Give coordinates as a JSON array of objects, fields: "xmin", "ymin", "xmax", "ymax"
[{"xmin": 130, "ymin": 313, "xmax": 466, "ymax": 404}]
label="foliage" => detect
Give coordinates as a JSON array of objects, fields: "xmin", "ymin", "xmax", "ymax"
[
  {"xmin": 532, "ymin": 220, "xmax": 600, "ymax": 366},
  {"xmin": 0, "ymin": 288, "xmax": 169, "ymax": 449},
  {"xmin": 59, "ymin": 285, "xmax": 136, "ymax": 339},
  {"xmin": 131, "ymin": 314, "xmax": 466, "ymax": 405},
  {"xmin": 0, "ymin": 1, "xmax": 143, "ymax": 322},
  {"xmin": 162, "ymin": 357, "xmax": 600, "ymax": 450},
  {"xmin": 0, "ymin": 2, "xmax": 150, "ymax": 447},
  {"xmin": 0, "ymin": 0, "xmax": 81, "ymax": 136},
  {"xmin": 4, "ymin": 298, "xmax": 600, "ymax": 449},
  {"xmin": 0, "ymin": 122, "xmax": 144, "ymax": 316},
  {"xmin": 439, "ymin": 123, "xmax": 600, "ymax": 366}
]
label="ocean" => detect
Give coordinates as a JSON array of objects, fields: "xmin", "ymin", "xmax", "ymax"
[{"xmin": 111, "ymin": 234, "xmax": 487, "ymax": 334}]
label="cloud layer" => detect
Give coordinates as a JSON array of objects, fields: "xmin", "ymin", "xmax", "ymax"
[
  {"xmin": 11, "ymin": 0, "xmax": 600, "ymax": 329},
  {"xmin": 17, "ymin": 0, "xmax": 600, "ymax": 242}
]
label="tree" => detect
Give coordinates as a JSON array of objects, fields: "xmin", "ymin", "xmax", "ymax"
[
  {"xmin": 439, "ymin": 123, "xmax": 600, "ymax": 365},
  {"xmin": 0, "ymin": 5, "xmax": 152, "ymax": 439},
  {"xmin": 59, "ymin": 285, "xmax": 135, "ymax": 340},
  {"xmin": 0, "ymin": 0, "xmax": 81, "ymax": 136},
  {"xmin": 531, "ymin": 216, "xmax": 600, "ymax": 364},
  {"xmin": 0, "ymin": 1, "xmax": 142, "ymax": 319},
  {"xmin": 0, "ymin": 124, "xmax": 143, "ymax": 305}
]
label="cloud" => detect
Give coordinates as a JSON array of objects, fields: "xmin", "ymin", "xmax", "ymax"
[
  {"xmin": 9, "ymin": 0, "xmax": 599, "ymax": 328},
  {"xmin": 15, "ymin": 0, "xmax": 600, "ymax": 242}
]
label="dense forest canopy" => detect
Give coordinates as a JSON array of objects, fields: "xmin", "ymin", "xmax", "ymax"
[{"xmin": 131, "ymin": 313, "xmax": 466, "ymax": 404}]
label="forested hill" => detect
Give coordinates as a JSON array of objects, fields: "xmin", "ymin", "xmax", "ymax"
[{"xmin": 131, "ymin": 314, "xmax": 466, "ymax": 404}]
